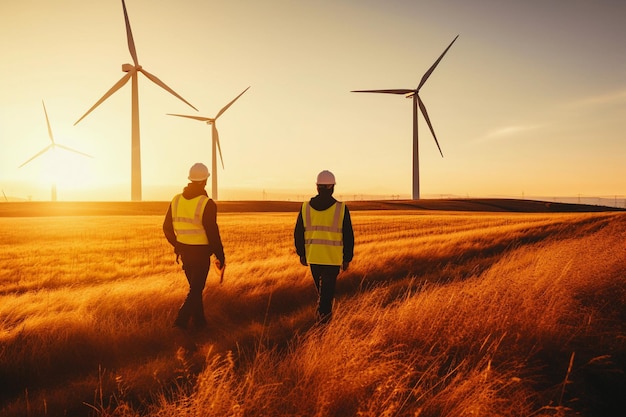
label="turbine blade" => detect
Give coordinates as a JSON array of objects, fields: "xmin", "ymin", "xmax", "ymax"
[
  {"xmin": 74, "ymin": 72, "xmax": 133, "ymax": 125},
  {"xmin": 351, "ymin": 89, "xmax": 414, "ymax": 95},
  {"xmin": 42, "ymin": 100, "xmax": 55, "ymax": 144},
  {"xmin": 121, "ymin": 0, "xmax": 138, "ymax": 66},
  {"xmin": 215, "ymin": 86, "xmax": 250, "ymax": 120},
  {"xmin": 213, "ymin": 124, "xmax": 224, "ymax": 170},
  {"xmin": 166, "ymin": 113, "xmax": 211, "ymax": 122},
  {"xmin": 19, "ymin": 145, "xmax": 53, "ymax": 168},
  {"xmin": 418, "ymin": 96, "xmax": 444, "ymax": 157},
  {"xmin": 417, "ymin": 35, "xmax": 459, "ymax": 91},
  {"xmin": 55, "ymin": 144, "xmax": 93, "ymax": 158},
  {"xmin": 140, "ymin": 68, "xmax": 198, "ymax": 111}
]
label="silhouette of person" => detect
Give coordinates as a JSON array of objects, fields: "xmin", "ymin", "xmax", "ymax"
[
  {"xmin": 163, "ymin": 163, "xmax": 225, "ymax": 330},
  {"xmin": 294, "ymin": 170, "xmax": 354, "ymax": 323}
]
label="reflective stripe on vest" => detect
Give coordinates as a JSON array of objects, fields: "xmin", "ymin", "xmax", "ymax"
[
  {"xmin": 172, "ymin": 194, "xmax": 210, "ymax": 245},
  {"xmin": 303, "ymin": 201, "xmax": 345, "ymax": 266}
]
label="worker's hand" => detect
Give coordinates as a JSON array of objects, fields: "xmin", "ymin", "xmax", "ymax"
[
  {"xmin": 214, "ymin": 259, "xmax": 225, "ymax": 284},
  {"xmin": 299, "ymin": 255, "xmax": 308, "ymax": 266},
  {"xmin": 174, "ymin": 243, "xmax": 181, "ymax": 263},
  {"xmin": 342, "ymin": 261, "xmax": 349, "ymax": 271},
  {"xmin": 214, "ymin": 259, "xmax": 224, "ymax": 270}
]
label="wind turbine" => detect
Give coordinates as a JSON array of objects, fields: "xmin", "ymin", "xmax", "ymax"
[
  {"xmin": 74, "ymin": 0, "xmax": 198, "ymax": 201},
  {"xmin": 167, "ymin": 86, "xmax": 250, "ymax": 200},
  {"xmin": 352, "ymin": 35, "xmax": 458, "ymax": 200},
  {"xmin": 20, "ymin": 101, "xmax": 92, "ymax": 201}
]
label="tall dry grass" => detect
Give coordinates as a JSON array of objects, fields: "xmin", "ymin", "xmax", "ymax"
[{"xmin": 1, "ymin": 210, "xmax": 624, "ymax": 416}]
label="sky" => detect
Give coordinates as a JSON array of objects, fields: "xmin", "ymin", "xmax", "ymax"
[{"xmin": 1, "ymin": 0, "xmax": 624, "ymax": 202}]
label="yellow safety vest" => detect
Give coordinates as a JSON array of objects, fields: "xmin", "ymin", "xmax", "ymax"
[
  {"xmin": 171, "ymin": 194, "xmax": 210, "ymax": 245},
  {"xmin": 302, "ymin": 201, "xmax": 345, "ymax": 266}
]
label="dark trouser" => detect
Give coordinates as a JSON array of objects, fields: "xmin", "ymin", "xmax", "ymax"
[
  {"xmin": 175, "ymin": 255, "xmax": 210, "ymax": 329},
  {"xmin": 310, "ymin": 264, "xmax": 340, "ymax": 322}
]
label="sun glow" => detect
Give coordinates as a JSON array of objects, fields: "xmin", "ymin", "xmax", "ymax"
[{"xmin": 20, "ymin": 146, "xmax": 95, "ymax": 199}]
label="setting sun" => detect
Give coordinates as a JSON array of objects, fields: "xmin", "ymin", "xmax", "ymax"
[
  {"xmin": 41, "ymin": 149, "xmax": 94, "ymax": 191},
  {"xmin": 15, "ymin": 101, "xmax": 94, "ymax": 200}
]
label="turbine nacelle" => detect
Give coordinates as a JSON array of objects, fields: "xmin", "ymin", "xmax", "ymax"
[{"xmin": 122, "ymin": 63, "xmax": 141, "ymax": 72}]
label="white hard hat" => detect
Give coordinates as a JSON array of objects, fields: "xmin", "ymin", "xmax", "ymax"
[
  {"xmin": 316, "ymin": 170, "xmax": 336, "ymax": 185},
  {"xmin": 188, "ymin": 163, "xmax": 210, "ymax": 181}
]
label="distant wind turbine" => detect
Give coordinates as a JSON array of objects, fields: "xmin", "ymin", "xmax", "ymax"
[
  {"xmin": 352, "ymin": 35, "xmax": 459, "ymax": 200},
  {"xmin": 20, "ymin": 101, "xmax": 92, "ymax": 201},
  {"xmin": 167, "ymin": 86, "xmax": 250, "ymax": 200},
  {"xmin": 74, "ymin": 0, "xmax": 198, "ymax": 201},
  {"xmin": 2, "ymin": 189, "xmax": 7, "ymax": 202}
]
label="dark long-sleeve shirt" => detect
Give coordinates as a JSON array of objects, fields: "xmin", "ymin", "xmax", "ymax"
[
  {"xmin": 294, "ymin": 193, "xmax": 354, "ymax": 263},
  {"xmin": 163, "ymin": 183, "xmax": 225, "ymax": 264}
]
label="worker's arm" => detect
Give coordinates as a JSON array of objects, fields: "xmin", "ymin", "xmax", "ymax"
[
  {"xmin": 203, "ymin": 200, "xmax": 225, "ymax": 265},
  {"xmin": 342, "ymin": 207, "xmax": 354, "ymax": 263},
  {"xmin": 162, "ymin": 204, "xmax": 178, "ymax": 248},
  {"xmin": 294, "ymin": 210, "xmax": 306, "ymax": 258}
]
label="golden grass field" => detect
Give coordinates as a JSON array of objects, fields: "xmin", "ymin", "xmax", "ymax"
[{"xmin": 0, "ymin": 200, "xmax": 624, "ymax": 416}]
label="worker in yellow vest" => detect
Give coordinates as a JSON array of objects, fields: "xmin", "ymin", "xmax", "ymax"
[
  {"xmin": 163, "ymin": 162, "xmax": 225, "ymax": 330},
  {"xmin": 294, "ymin": 170, "xmax": 354, "ymax": 323}
]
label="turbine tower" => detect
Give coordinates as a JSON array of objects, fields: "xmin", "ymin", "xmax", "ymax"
[
  {"xmin": 75, "ymin": 0, "xmax": 197, "ymax": 201},
  {"xmin": 20, "ymin": 101, "xmax": 92, "ymax": 201},
  {"xmin": 167, "ymin": 86, "xmax": 250, "ymax": 200},
  {"xmin": 352, "ymin": 35, "xmax": 458, "ymax": 200}
]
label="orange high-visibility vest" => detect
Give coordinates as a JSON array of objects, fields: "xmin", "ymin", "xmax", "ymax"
[
  {"xmin": 302, "ymin": 201, "xmax": 345, "ymax": 266},
  {"xmin": 171, "ymin": 194, "xmax": 209, "ymax": 245}
]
